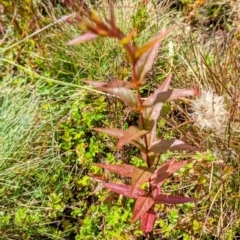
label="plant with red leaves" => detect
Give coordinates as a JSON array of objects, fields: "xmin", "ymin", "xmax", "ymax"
[{"xmin": 66, "ymin": 6, "xmax": 199, "ymax": 237}]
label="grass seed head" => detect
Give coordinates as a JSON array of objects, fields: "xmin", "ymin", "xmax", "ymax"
[{"xmin": 190, "ymin": 89, "xmax": 228, "ymax": 132}]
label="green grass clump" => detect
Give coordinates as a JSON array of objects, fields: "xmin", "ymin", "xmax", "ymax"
[{"xmin": 0, "ymin": 78, "xmax": 62, "ymax": 238}]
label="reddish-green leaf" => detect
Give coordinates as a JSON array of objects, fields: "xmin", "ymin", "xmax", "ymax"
[
  {"xmin": 91, "ymin": 10, "xmax": 103, "ymax": 26},
  {"xmin": 117, "ymin": 126, "xmax": 148, "ymax": 149},
  {"xmin": 93, "ymin": 127, "xmax": 124, "ymax": 139},
  {"xmin": 66, "ymin": 32, "xmax": 99, "ymax": 45},
  {"xmin": 154, "ymin": 194, "xmax": 196, "ymax": 204},
  {"xmin": 150, "ymin": 158, "xmax": 192, "ymax": 187},
  {"xmin": 96, "ymin": 163, "xmax": 136, "ymax": 177},
  {"xmin": 140, "ymin": 103, "xmax": 163, "ymax": 131},
  {"xmin": 130, "ymin": 138, "xmax": 146, "ymax": 153},
  {"xmin": 84, "ymin": 80, "xmax": 138, "ymax": 110},
  {"xmin": 143, "ymin": 89, "xmax": 197, "ymax": 107},
  {"xmin": 155, "ymin": 73, "xmax": 173, "ymax": 92},
  {"xmin": 140, "ymin": 74, "xmax": 172, "ymax": 131},
  {"xmin": 94, "ymin": 127, "xmax": 146, "ymax": 152},
  {"xmin": 119, "ymin": 29, "xmax": 137, "ymax": 46},
  {"xmin": 131, "ymin": 195, "xmax": 155, "ymax": 224},
  {"xmin": 135, "ymin": 28, "xmax": 171, "ymax": 59},
  {"xmin": 131, "ymin": 167, "xmax": 154, "ymax": 194},
  {"xmin": 134, "ymin": 28, "xmax": 171, "ymax": 85},
  {"xmin": 90, "ymin": 11, "xmax": 110, "ymax": 34},
  {"xmin": 108, "ymin": 4, "xmax": 116, "ymax": 30},
  {"xmin": 150, "ymin": 139, "xmax": 199, "ymax": 153},
  {"xmin": 140, "ymin": 150, "xmax": 158, "ymax": 166},
  {"xmin": 88, "ymin": 173, "xmax": 105, "ymax": 183},
  {"xmin": 141, "ymin": 210, "xmax": 157, "ymax": 233},
  {"xmin": 152, "ymin": 186, "xmax": 161, "ymax": 197},
  {"xmin": 103, "ymin": 183, "xmax": 145, "ymax": 199},
  {"xmin": 142, "ymin": 73, "xmax": 171, "ymax": 107}
]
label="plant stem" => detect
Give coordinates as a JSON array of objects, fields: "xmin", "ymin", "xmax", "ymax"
[
  {"xmin": 137, "ymin": 90, "xmax": 151, "ymax": 168},
  {"xmin": 145, "ymin": 231, "xmax": 154, "ymax": 240}
]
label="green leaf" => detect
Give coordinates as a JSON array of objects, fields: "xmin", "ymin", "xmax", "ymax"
[
  {"xmin": 168, "ymin": 209, "xmax": 178, "ymax": 224},
  {"xmin": 193, "ymin": 220, "xmax": 202, "ymax": 233}
]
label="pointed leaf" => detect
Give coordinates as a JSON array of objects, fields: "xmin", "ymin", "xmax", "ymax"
[
  {"xmin": 117, "ymin": 126, "xmax": 148, "ymax": 149},
  {"xmin": 120, "ymin": 29, "xmax": 137, "ymax": 46},
  {"xmin": 90, "ymin": 11, "xmax": 110, "ymax": 33},
  {"xmin": 140, "ymin": 149, "xmax": 158, "ymax": 165},
  {"xmin": 140, "ymin": 103, "xmax": 163, "ymax": 131},
  {"xmin": 93, "ymin": 127, "xmax": 124, "ymax": 139},
  {"xmin": 103, "ymin": 183, "xmax": 145, "ymax": 199},
  {"xmin": 88, "ymin": 173, "xmax": 105, "ymax": 183},
  {"xmin": 154, "ymin": 194, "xmax": 196, "ymax": 204},
  {"xmin": 150, "ymin": 159, "xmax": 192, "ymax": 187},
  {"xmin": 155, "ymin": 73, "xmax": 173, "ymax": 92},
  {"xmin": 94, "ymin": 127, "xmax": 146, "ymax": 152},
  {"xmin": 143, "ymin": 89, "xmax": 198, "ymax": 107},
  {"xmin": 135, "ymin": 28, "xmax": 172, "ymax": 59},
  {"xmin": 130, "ymin": 138, "xmax": 146, "ymax": 153},
  {"xmin": 150, "ymin": 139, "xmax": 199, "ymax": 153},
  {"xmin": 131, "ymin": 195, "xmax": 154, "ymax": 224},
  {"xmin": 142, "ymin": 73, "xmax": 172, "ymax": 108},
  {"xmin": 109, "ymin": 4, "xmax": 116, "ymax": 29},
  {"xmin": 84, "ymin": 80, "xmax": 138, "ymax": 110},
  {"xmin": 152, "ymin": 186, "xmax": 161, "ymax": 197},
  {"xmin": 139, "ymin": 74, "xmax": 172, "ymax": 131},
  {"xmin": 134, "ymin": 29, "xmax": 171, "ymax": 84},
  {"xmin": 67, "ymin": 32, "xmax": 99, "ymax": 45},
  {"xmin": 141, "ymin": 210, "xmax": 157, "ymax": 233},
  {"xmin": 131, "ymin": 167, "xmax": 154, "ymax": 194},
  {"xmin": 96, "ymin": 163, "xmax": 136, "ymax": 177},
  {"xmin": 146, "ymin": 124, "xmax": 157, "ymax": 146}
]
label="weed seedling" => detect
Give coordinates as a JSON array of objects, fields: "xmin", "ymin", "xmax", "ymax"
[{"xmin": 66, "ymin": 6, "xmax": 199, "ymax": 237}]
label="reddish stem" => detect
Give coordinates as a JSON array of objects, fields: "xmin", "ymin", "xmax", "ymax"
[{"xmin": 137, "ymin": 90, "xmax": 151, "ymax": 168}]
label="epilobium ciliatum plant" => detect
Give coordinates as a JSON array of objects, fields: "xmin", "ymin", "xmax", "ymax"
[{"xmin": 66, "ymin": 7, "xmax": 200, "ymax": 235}]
